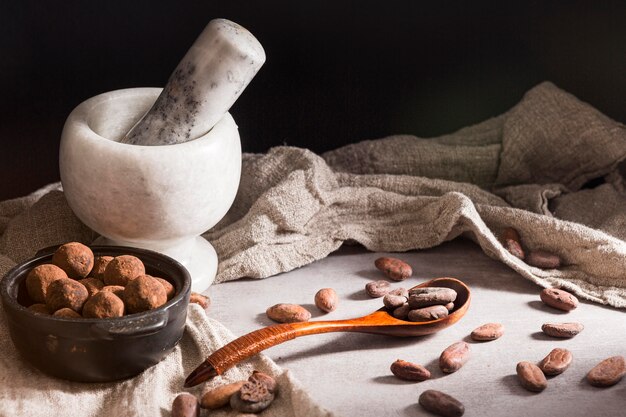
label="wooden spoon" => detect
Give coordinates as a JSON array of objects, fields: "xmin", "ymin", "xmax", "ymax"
[{"xmin": 184, "ymin": 277, "xmax": 470, "ymax": 387}]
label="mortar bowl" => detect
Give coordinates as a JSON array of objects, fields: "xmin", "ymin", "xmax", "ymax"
[{"xmin": 59, "ymin": 88, "xmax": 241, "ymax": 292}]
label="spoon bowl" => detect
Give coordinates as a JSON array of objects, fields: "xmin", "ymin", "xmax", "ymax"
[{"xmin": 185, "ymin": 277, "xmax": 470, "ymax": 387}]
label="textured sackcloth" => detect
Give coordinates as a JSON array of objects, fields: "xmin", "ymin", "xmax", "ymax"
[{"xmin": 0, "ymin": 81, "xmax": 625, "ymax": 416}]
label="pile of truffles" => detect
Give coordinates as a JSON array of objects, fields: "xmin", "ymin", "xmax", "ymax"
[{"xmin": 25, "ymin": 242, "xmax": 176, "ymax": 318}]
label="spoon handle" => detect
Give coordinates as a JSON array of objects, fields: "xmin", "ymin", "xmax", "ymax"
[{"xmin": 184, "ymin": 318, "xmax": 370, "ymax": 387}]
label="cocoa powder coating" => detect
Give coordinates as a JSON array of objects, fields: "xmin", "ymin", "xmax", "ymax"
[
  {"xmin": 53, "ymin": 307, "xmax": 82, "ymax": 318},
  {"xmin": 90, "ymin": 255, "xmax": 113, "ymax": 280},
  {"xmin": 78, "ymin": 277, "xmax": 104, "ymax": 298},
  {"xmin": 155, "ymin": 277, "xmax": 175, "ymax": 300},
  {"xmin": 101, "ymin": 285, "xmax": 125, "ymax": 299},
  {"xmin": 104, "ymin": 255, "xmax": 146, "ymax": 286},
  {"xmin": 83, "ymin": 291, "xmax": 125, "ymax": 318},
  {"xmin": 45, "ymin": 278, "xmax": 89, "ymax": 312},
  {"xmin": 52, "ymin": 242, "xmax": 94, "ymax": 279},
  {"xmin": 27, "ymin": 303, "xmax": 51, "ymax": 315},
  {"xmin": 25, "ymin": 263, "xmax": 68, "ymax": 303},
  {"xmin": 123, "ymin": 275, "xmax": 168, "ymax": 314}
]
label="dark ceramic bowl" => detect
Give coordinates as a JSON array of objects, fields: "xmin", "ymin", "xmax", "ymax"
[{"xmin": 0, "ymin": 245, "xmax": 191, "ymax": 382}]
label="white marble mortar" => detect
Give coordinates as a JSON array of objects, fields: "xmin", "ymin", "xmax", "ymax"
[{"xmin": 60, "ymin": 88, "xmax": 242, "ymax": 292}]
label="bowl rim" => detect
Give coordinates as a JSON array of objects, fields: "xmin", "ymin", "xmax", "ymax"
[{"xmin": 0, "ymin": 245, "xmax": 192, "ymax": 324}]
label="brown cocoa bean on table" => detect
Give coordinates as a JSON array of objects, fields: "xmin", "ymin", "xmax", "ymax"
[
  {"xmin": 501, "ymin": 227, "xmax": 525, "ymax": 259},
  {"xmin": 266, "ymin": 303, "xmax": 311, "ymax": 323},
  {"xmin": 439, "ymin": 341, "xmax": 470, "ymax": 373},
  {"xmin": 200, "ymin": 381, "xmax": 245, "ymax": 409},
  {"xmin": 408, "ymin": 287, "xmax": 457, "ymax": 309},
  {"xmin": 418, "ymin": 389, "xmax": 465, "ymax": 417},
  {"xmin": 516, "ymin": 361, "xmax": 547, "ymax": 392},
  {"xmin": 374, "ymin": 257, "xmax": 412, "ymax": 281},
  {"xmin": 390, "ymin": 359, "xmax": 431, "ymax": 381},
  {"xmin": 407, "ymin": 305, "xmax": 448, "ymax": 322},
  {"xmin": 470, "ymin": 323, "xmax": 504, "ymax": 341},
  {"xmin": 190, "ymin": 292, "xmax": 210, "ymax": 309},
  {"xmin": 587, "ymin": 356, "xmax": 626, "ymax": 387},
  {"xmin": 365, "ymin": 280, "xmax": 391, "ymax": 298},
  {"xmin": 540, "ymin": 288, "xmax": 578, "ymax": 311},
  {"xmin": 230, "ymin": 371, "xmax": 277, "ymax": 413},
  {"xmin": 526, "ymin": 250, "xmax": 561, "ymax": 269},
  {"xmin": 314, "ymin": 288, "xmax": 338, "ymax": 313},
  {"xmin": 172, "ymin": 392, "xmax": 199, "ymax": 417},
  {"xmin": 541, "ymin": 322, "xmax": 584, "ymax": 338},
  {"xmin": 539, "ymin": 348, "xmax": 573, "ymax": 376}
]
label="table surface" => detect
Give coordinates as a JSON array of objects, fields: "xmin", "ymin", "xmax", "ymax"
[{"xmin": 210, "ymin": 239, "xmax": 626, "ymax": 417}]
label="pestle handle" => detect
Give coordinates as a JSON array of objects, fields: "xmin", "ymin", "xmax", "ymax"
[{"xmin": 121, "ymin": 18, "xmax": 265, "ymax": 146}]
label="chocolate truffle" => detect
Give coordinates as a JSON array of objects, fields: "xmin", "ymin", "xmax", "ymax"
[
  {"xmin": 45, "ymin": 278, "xmax": 89, "ymax": 312},
  {"xmin": 83, "ymin": 291, "xmax": 125, "ymax": 318},
  {"xmin": 123, "ymin": 275, "xmax": 167, "ymax": 314},
  {"xmin": 52, "ymin": 242, "xmax": 94, "ymax": 279},
  {"xmin": 101, "ymin": 285, "xmax": 125, "ymax": 299},
  {"xmin": 25, "ymin": 263, "xmax": 68, "ymax": 303},
  {"xmin": 104, "ymin": 255, "xmax": 145, "ymax": 286},
  {"xmin": 155, "ymin": 277, "xmax": 175, "ymax": 300},
  {"xmin": 53, "ymin": 308, "xmax": 82, "ymax": 318},
  {"xmin": 27, "ymin": 303, "xmax": 51, "ymax": 315},
  {"xmin": 90, "ymin": 255, "xmax": 114, "ymax": 280},
  {"xmin": 78, "ymin": 277, "xmax": 104, "ymax": 298}
]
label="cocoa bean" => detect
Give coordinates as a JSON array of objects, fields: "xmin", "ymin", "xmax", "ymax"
[
  {"xmin": 587, "ymin": 356, "xmax": 626, "ymax": 387},
  {"xmin": 392, "ymin": 303, "xmax": 411, "ymax": 320},
  {"xmin": 526, "ymin": 250, "xmax": 561, "ymax": 269},
  {"xmin": 516, "ymin": 361, "xmax": 547, "ymax": 392},
  {"xmin": 390, "ymin": 359, "xmax": 431, "ymax": 381},
  {"xmin": 266, "ymin": 303, "xmax": 311, "ymax": 323},
  {"xmin": 389, "ymin": 287, "xmax": 409, "ymax": 298},
  {"xmin": 501, "ymin": 227, "xmax": 525, "ymax": 259},
  {"xmin": 314, "ymin": 288, "xmax": 338, "ymax": 313},
  {"xmin": 470, "ymin": 323, "xmax": 504, "ymax": 341},
  {"xmin": 418, "ymin": 389, "xmax": 465, "ymax": 417},
  {"xmin": 407, "ymin": 305, "xmax": 449, "ymax": 322},
  {"xmin": 539, "ymin": 348, "xmax": 573, "ymax": 376},
  {"xmin": 541, "ymin": 322, "xmax": 584, "ymax": 338},
  {"xmin": 200, "ymin": 381, "xmax": 245, "ymax": 409},
  {"xmin": 172, "ymin": 393, "xmax": 199, "ymax": 417},
  {"xmin": 374, "ymin": 257, "xmax": 412, "ymax": 281},
  {"xmin": 190, "ymin": 292, "xmax": 210, "ymax": 309},
  {"xmin": 408, "ymin": 287, "xmax": 457, "ymax": 309},
  {"xmin": 540, "ymin": 288, "xmax": 578, "ymax": 311},
  {"xmin": 383, "ymin": 293, "xmax": 407, "ymax": 309},
  {"xmin": 444, "ymin": 302, "xmax": 454, "ymax": 311},
  {"xmin": 365, "ymin": 280, "xmax": 391, "ymax": 298},
  {"xmin": 439, "ymin": 342, "xmax": 470, "ymax": 373}
]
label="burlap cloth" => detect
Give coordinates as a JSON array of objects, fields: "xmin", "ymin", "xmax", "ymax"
[{"xmin": 0, "ymin": 81, "xmax": 625, "ymax": 416}]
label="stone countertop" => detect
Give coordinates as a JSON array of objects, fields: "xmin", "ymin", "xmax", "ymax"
[{"xmin": 209, "ymin": 239, "xmax": 626, "ymax": 417}]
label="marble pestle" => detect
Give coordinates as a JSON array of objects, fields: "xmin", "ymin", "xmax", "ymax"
[{"xmin": 120, "ymin": 18, "xmax": 265, "ymax": 146}]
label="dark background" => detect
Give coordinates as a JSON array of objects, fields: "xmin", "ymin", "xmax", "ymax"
[{"xmin": 1, "ymin": 1, "xmax": 625, "ymax": 200}]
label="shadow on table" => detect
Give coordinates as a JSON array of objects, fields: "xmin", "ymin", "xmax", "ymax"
[
  {"xmin": 500, "ymin": 374, "xmax": 542, "ymax": 397},
  {"xmin": 275, "ymin": 331, "xmax": 437, "ymax": 363},
  {"xmin": 527, "ymin": 300, "xmax": 569, "ymax": 314}
]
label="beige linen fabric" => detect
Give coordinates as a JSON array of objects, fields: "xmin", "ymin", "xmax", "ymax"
[{"xmin": 0, "ymin": 80, "xmax": 625, "ymax": 417}]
